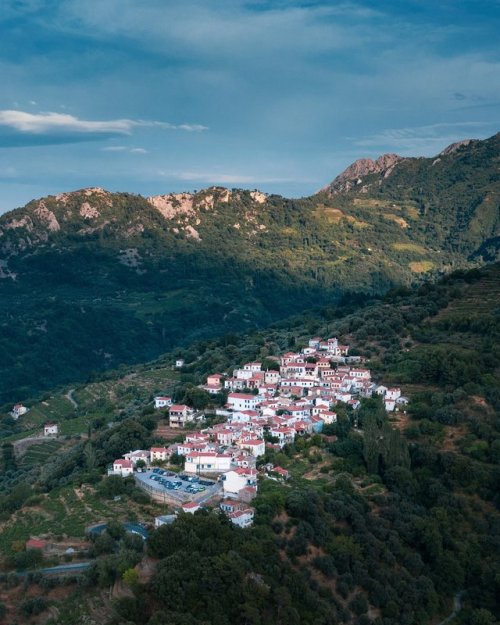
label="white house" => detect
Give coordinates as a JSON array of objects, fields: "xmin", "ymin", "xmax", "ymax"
[
  {"xmin": 181, "ymin": 502, "xmax": 200, "ymax": 514},
  {"xmin": 386, "ymin": 388, "xmax": 402, "ymax": 401},
  {"xmin": 227, "ymin": 508, "xmax": 255, "ymax": 528},
  {"xmin": 220, "ymin": 499, "xmax": 248, "ymax": 514},
  {"xmin": 11, "ymin": 404, "xmax": 29, "ymax": 420},
  {"xmin": 222, "ymin": 468, "xmax": 258, "ymax": 495},
  {"xmin": 264, "ymin": 370, "xmax": 281, "ymax": 384},
  {"xmin": 175, "ymin": 359, "xmax": 185, "ymax": 368},
  {"xmin": 233, "ymin": 368, "xmax": 254, "ymax": 381},
  {"xmin": 177, "ymin": 442, "xmax": 206, "ymax": 456},
  {"xmin": 224, "ymin": 377, "xmax": 247, "ymax": 390},
  {"xmin": 335, "ymin": 392, "xmax": 352, "ymax": 403},
  {"xmin": 227, "ymin": 393, "xmax": 259, "ymax": 412},
  {"xmin": 43, "ymin": 423, "xmax": 58, "ymax": 437},
  {"xmin": 237, "ymin": 438, "xmax": 265, "ymax": 457},
  {"xmin": 124, "ymin": 450, "xmax": 149, "ymax": 466},
  {"xmin": 243, "ymin": 362, "xmax": 262, "ymax": 372},
  {"xmin": 112, "ymin": 459, "xmax": 134, "ymax": 477},
  {"xmin": 269, "ymin": 426, "xmax": 296, "ymax": 447},
  {"xmin": 384, "ymin": 399, "xmax": 396, "ymax": 412},
  {"xmin": 215, "ymin": 428, "xmax": 238, "ymax": 446},
  {"xmin": 154, "ymin": 396, "xmax": 172, "ymax": 409},
  {"xmin": 184, "ymin": 451, "xmax": 232, "ymax": 474},
  {"xmin": 319, "ymin": 410, "xmax": 337, "ymax": 424}
]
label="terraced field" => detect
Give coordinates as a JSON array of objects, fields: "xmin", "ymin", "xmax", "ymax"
[
  {"xmin": 434, "ymin": 264, "xmax": 500, "ymax": 320},
  {"xmin": 20, "ymin": 440, "xmax": 63, "ymax": 467},
  {"xmin": 0, "ymin": 484, "xmax": 166, "ymax": 553}
]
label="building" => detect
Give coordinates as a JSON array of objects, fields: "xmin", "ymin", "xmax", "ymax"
[
  {"xmin": 184, "ymin": 451, "xmax": 232, "ymax": 474},
  {"xmin": 155, "ymin": 514, "xmax": 177, "ymax": 528},
  {"xmin": 227, "ymin": 508, "xmax": 255, "ymax": 528},
  {"xmin": 169, "ymin": 404, "xmax": 195, "ymax": 428},
  {"xmin": 270, "ymin": 466, "xmax": 289, "ymax": 480},
  {"xmin": 154, "ymin": 396, "xmax": 172, "ymax": 409},
  {"xmin": 181, "ymin": 502, "xmax": 201, "ymax": 514},
  {"xmin": 220, "ymin": 499, "xmax": 248, "ymax": 513},
  {"xmin": 227, "ymin": 393, "xmax": 259, "ymax": 412},
  {"xmin": 222, "ymin": 468, "xmax": 257, "ymax": 496},
  {"xmin": 386, "ymin": 387, "xmax": 402, "ymax": 401},
  {"xmin": 26, "ymin": 538, "xmax": 47, "ymax": 551},
  {"xmin": 43, "ymin": 422, "xmax": 58, "ymax": 436},
  {"xmin": 237, "ymin": 438, "xmax": 265, "ymax": 457},
  {"xmin": 112, "ymin": 459, "xmax": 134, "ymax": 477},
  {"xmin": 150, "ymin": 447, "xmax": 169, "ymax": 463},
  {"xmin": 11, "ymin": 404, "xmax": 29, "ymax": 420},
  {"xmin": 124, "ymin": 450, "xmax": 149, "ymax": 466},
  {"xmin": 175, "ymin": 359, "xmax": 185, "ymax": 368}
]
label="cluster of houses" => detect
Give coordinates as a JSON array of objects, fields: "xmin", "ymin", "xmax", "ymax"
[{"xmin": 121, "ymin": 335, "xmax": 405, "ymax": 528}]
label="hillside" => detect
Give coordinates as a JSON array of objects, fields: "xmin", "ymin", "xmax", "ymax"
[
  {"xmin": 0, "ymin": 133, "xmax": 498, "ymax": 403},
  {"xmin": 0, "ymin": 263, "xmax": 498, "ymax": 625}
]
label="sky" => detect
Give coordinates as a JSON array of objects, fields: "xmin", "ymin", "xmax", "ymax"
[{"xmin": 0, "ymin": 0, "xmax": 499, "ymax": 213}]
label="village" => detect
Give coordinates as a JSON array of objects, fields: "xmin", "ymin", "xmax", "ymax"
[{"xmin": 106, "ymin": 335, "xmax": 407, "ymax": 530}]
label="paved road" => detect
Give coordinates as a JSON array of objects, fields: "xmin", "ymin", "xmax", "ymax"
[
  {"xmin": 16, "ymin": 561, "xmax": 92, "ymax": 577},
  {"xmin": 87, "ymin": 521, "xmax": 148, "ymax": 539}
]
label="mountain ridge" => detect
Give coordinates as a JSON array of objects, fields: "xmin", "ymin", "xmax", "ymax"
[{"xmin": 0, "ymin": 132, "xmax": 498, "ymax": 403}]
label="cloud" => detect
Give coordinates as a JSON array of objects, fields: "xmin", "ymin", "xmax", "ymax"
[
  {"xmin": 352, "ymin": 121, "xmax": 499, "ymax": 154},
  {"xmin": 0, "ymin": 110, "xmax": 207, "ymax": 147},
  {"xmin": 101, "ymin": 145, "xmax": 148, "ymax": 153}
]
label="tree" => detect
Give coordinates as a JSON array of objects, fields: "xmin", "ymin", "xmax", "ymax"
[
  {"xmin": 123, "ymin": 567, "xmax": 139, "ymax": 587},
  {"xmin": 182, "ymin": 387, "xmax": 211, "ymax": 410}
]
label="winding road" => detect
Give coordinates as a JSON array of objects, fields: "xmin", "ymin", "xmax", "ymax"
[
  {"xmin": 437, "ymin": 592, "xmax": 462, "ymax": 625},
  {"xmin": 65, "ymin": 389, "xmax": 78, "ymax": 410}
]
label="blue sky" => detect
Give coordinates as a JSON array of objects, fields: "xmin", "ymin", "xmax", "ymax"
[{"xmin": 0, "ymin": 0, "xmax": 499, "ymax": 212}]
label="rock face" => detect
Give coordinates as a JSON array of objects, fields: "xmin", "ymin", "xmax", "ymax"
[
  {"xmin": 439, "ymin": 139, "xmax": 475, "ymax": 156},
  {"xmin": 323, "ymin": 153, "xmax": 405, "ymax": 194}
]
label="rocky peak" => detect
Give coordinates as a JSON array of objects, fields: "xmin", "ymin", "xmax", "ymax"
[
  {"xmin": 322, "ymin": 153, "xmax": 405, "ymax": 194},
  {"xmin": 438, "ymin": 139, "xmax": 475, "ymax": 156}
]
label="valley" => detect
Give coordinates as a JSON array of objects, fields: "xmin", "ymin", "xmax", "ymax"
[
  {"xmin": 0, "ymin": 263, "xmax": 498, "ymax": 625},
  {"xmin": 0, "ymin": 133, "xmax": 498, "ymax": 405}
]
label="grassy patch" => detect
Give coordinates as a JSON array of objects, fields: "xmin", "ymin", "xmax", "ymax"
[
  {"xmin": 409, "ymin": 261, "xmax": 435, "ymax": 273},
  {"xmin": 392, "ymin": 242, "xmax": 427, "ymax": 253}
]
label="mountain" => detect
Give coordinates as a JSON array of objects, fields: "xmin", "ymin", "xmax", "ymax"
[
  {"xmin": 0, "ymin": 263, "xmax": 498, "ymax": 625},
  {"xmin": 0, "ymin": 133, "xmax": 498, "ymax": 403}
]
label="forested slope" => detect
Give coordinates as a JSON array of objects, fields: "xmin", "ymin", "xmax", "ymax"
[{"xmin": 0, "ymin": 133, "xmax": 498, "ymax": 406}]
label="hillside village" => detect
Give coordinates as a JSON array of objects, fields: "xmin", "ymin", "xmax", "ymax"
[{"xmin": 108, "ymin": 335, "xmax": 406, "ymax": 528}]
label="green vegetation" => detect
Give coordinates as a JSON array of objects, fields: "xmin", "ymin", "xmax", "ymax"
[
  {"xmin": 0, "ymin": 134, "xmax": 498, "ymax": 403},
  {"xmin": 0, "ymin": 257, "xmax": 498, "ymax": 624}
]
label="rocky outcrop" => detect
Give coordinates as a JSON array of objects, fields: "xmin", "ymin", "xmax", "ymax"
[
  {"xmin": 323, "ymin": 153, "xmax": 405, "ymax": 194},
  {"xmin": 439, "ymin": 139, "xmax": 475, "ymax": 156}
]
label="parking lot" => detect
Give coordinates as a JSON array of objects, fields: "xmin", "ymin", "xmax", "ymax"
[{"xmin": 135, "ymin": 469, "xmax": 221, "ymax": 504}]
